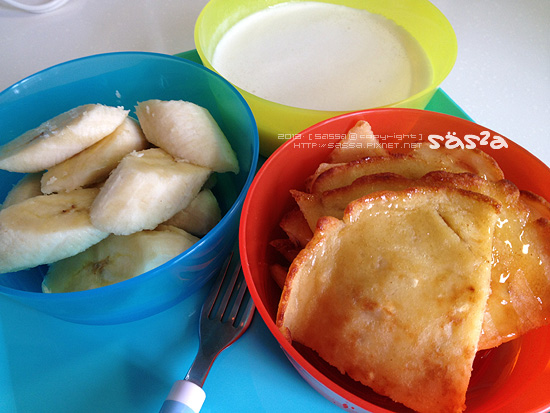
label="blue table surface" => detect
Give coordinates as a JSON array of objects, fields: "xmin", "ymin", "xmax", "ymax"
[{"xmin": 0, "ymin": 50, "xmax": 472, "ymax": 413}]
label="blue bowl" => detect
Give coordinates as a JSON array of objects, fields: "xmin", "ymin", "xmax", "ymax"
[{"xmin": 0, "ymin": 52, "xmax": 259, "ymax": 325}]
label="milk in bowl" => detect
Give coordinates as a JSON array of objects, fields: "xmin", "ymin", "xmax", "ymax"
[{"xmin": 211, "ymin": 1, "xmax": 433, "ymax": 111}]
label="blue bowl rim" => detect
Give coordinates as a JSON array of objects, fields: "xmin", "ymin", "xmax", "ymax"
[{"xmin": 0, "ymin": 50, "xmax": 259, "ymax": 300}]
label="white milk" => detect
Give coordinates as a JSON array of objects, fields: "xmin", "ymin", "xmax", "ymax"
[{"xmin": 212, "ymin": 2, "xmax": 432, "ymax": 111}]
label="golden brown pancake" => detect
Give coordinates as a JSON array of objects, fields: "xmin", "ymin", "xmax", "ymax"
[
  {"xmin": 269, "ymin": 237, "xmax": 301, "ymax": 264},
  {"xmin": 292, "ymin": 171, "xmax": 550, "ymax": 349},
  {"xmin": 278, "ymin": 187, "xmax": 499, "ymax": 413},
  {"xmin": 308, "ymin": 143, "xmax": 505, "ymax": 193},
  {"xmin": 292, "ymin": 172, "xmax": 413, "ymax": 231},
  {"xmin": 278, "ymin": 207, "xmax": 312, "ymax": 249},
  {"xmin": 423, "ymin": 174, "xmax": 550, "ymax": 349},
  {"xmin": 411, "ymin": 143, "xmax": 505, "ymax": 181}
]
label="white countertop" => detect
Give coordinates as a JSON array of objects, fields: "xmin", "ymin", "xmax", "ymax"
[{"xmin": 1, "ymin": 0, "xmax": 549, "ymax": 165}]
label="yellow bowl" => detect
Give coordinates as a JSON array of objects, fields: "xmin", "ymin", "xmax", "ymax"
[{"xmin": 195, "ymin": 0, "xmax": 457, "ymax": 157}]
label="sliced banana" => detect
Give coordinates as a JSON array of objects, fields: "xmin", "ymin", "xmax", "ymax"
[
  {"xmin": 163, "ymin": 188, "xmax": 222, "ymax": 236},
  {"xmin": 135, "ymin": 99, "xmax": 239, "ymax": 173},
  {"xmin": 1, "ymin": 173, "xmax": 43, "ymax": 209},
  {"xmin": 42, "ymin": 225, "xmax": 199, "ymax": 293},
  {"xmin": 41, "ymin": 117, "xmax": 149, "ymax": 194},
  {"xmin": 0, "ymin": 188, "xmax": 109, "ymax": 274},
  {"xmin": 0, "ymin": 103, "xmax": 129, "ymax": 173},
  {"xmin": 90, "ymin": 148, "xmax": 212, "ymax": 235}
]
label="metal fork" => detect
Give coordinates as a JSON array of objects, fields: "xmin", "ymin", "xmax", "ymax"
[{"xmin": 159, "ymin": 242, "xmax": 255, "ymax": 413}]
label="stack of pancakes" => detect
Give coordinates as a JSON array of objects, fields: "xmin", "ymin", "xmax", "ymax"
[{"xmin": 271, "ymin": 121, "xmax": 550, "ymax": 413}]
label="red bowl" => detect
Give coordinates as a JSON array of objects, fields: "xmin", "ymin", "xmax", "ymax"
[{"xmin": 239, "ymin": 108, "xmax": 550, "ymax": 413}]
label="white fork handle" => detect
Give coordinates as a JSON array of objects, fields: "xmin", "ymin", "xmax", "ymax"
[{"xmin": 159, "ymin": 380, "xmax": 206, "ymax": 413}]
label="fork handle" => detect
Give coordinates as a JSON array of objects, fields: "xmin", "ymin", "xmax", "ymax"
[{"xmin": 159, "ymin": 380, "xmax": 206, "ymax": 413}]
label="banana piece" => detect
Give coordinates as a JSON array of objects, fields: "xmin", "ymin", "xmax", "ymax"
[
  {"xmin": 135, "ymin": 99, "xmax": 239, "ymax": 174},
  {"xmin": 1, "ymin": 173, "xmax": 43, "ymax": 209},
  {"xmin": 90, "ymin": 148, "xmax": 212, "ymax": 235},
  {"xmin": 0, "ymin": 188, "xmax": 109, "ymax": 274},
  {"xmin": 163, "ymin": 188, "xmax": 222, "ymax": 236},
  {"xmin": 42, "ymin": 225, "xmax": 199, "ymax": 293},
  {"xmin": 41, "ymin": 117, "xmax": 149, "ymax": 194},
  {"xmin": 0, "ymin": 103, "xmax": 129, "ymax": 173}
]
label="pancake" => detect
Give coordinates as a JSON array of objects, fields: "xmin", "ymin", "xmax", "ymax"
[
  {"xmin": 308, "ymin": 142, "xmax": 505, "ymax": 193},
  {"xmin": 277, "ymin": 187, "xmax": 499, "ymax": 413},
  {"xmin": 412, "ymin": 143, "xmax": 505, "ymax": 181},
  {"xmin": 292, "ymin": 171, "xmax": 550, "ymax": 349},
  {"xmin": 278, "ymin": 207, "xmax": 313, "ymax": 249}
]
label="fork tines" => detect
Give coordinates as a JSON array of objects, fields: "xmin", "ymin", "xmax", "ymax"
[{"xmin": 202, "ymin": 241, "xmax": 255, "ymax": 330}]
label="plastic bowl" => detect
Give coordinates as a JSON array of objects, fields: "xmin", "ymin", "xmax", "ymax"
[
  {"xmin": 195, "ymin": 0, "xmax": 457, "ymax": 157},
  {"xmin": 240, "ymin": 108, "xmax": 550, "ymax": 413},
  {"xmin": 0, "ymin": 51, "xmax": 259, "ymax": 325}
]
